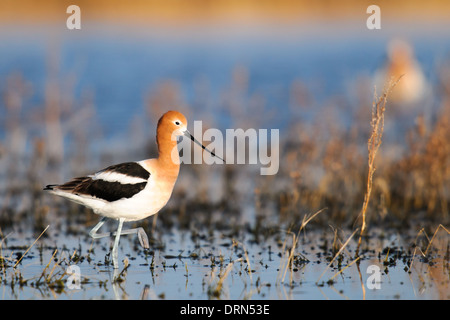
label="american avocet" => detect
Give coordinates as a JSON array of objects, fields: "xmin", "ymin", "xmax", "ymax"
[
  {"xmin": 374, "ymin": 39, "xmax": 428, "ymax": 105},
  {"xmin": 44, "ymin": 111, "xmax": 223, "ymax": 269}
]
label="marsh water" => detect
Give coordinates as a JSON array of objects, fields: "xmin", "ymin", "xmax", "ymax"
[
  {"xmin": 1, "ymin": 22, "xmax": 450, "ymax": 300},
  {"xmin": 1, "ymin": 220, "xmax": 449, "ymax": 300}
]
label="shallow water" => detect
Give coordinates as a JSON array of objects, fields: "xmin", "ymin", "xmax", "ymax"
[{"xmin": 1, "ymin": 221, "xmax": 448, "ymax": 300}]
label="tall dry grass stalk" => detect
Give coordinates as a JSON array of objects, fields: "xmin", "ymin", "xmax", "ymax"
[{"xmin": 356, "ymin": 77, "xmax": 401, "ymax": 256}]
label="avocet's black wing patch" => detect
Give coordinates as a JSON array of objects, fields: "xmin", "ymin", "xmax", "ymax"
[
  {"xmin": 74, "ymin": 178, "xmax": 147, "ymax": 202},
  {"xmin": 44, "ymin": 162, "xmax": 150, "ymax": 202}
]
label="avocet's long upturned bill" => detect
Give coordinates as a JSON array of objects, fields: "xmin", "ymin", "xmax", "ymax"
[{"xmin": 44, "ymin": 111, "xmax": 223, "ymax": 269}]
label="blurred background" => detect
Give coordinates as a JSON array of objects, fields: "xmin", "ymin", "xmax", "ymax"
[{"xmin": 1, "ymin": 0, "xmax": 450, "ymax": 233}]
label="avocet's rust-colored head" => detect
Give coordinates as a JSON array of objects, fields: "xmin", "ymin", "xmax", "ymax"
[
  {"xmin": 156, "ymin": 110, "xmax": 224, "ymax": 163},
  {"xmin": 157, "ymin": 110, "xmax": 188, "ymax": 138}
]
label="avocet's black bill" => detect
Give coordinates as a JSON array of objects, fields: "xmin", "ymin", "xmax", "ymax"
[{"xmin": 183, "ymin": 130, "xmax": 225, "ymax": 163}]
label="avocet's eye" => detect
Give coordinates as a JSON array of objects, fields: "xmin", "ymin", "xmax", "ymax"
[{"xmin": 174, "ymin": 121, "xmax": 181, "ymax": 126}]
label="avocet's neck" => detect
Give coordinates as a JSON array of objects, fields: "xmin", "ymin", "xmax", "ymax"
[{"xmin": 156, "ymin": 126, "xmax": 180, "ymax": 175}]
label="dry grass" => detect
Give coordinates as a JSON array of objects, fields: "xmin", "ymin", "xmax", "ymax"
[
  {"xmin": 356, "ymin": 77, "xmax": 401, "ymax": 255},
  {"xmin": 14, "ymin": 225, "xmax": 49, "ymax": 268},
  {"xmin": 277, "ymin": 208, "xmax": 324, "ymax": 285},
  {"xmin": 207, "ymin": 257, "xmax": 243, "ymax": 299},
  {"xmin": 408, "ymin": 224, "xmax": 450, "ymax": 271},
  {"xmin": 316, "ymin": 228, "xmax": 358, "ymax": 284},
  {"xmin": 386, "ymin": 100, "xmax": 450, "ymax": 218}
]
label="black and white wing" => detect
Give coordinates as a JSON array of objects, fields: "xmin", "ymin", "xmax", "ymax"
[{"xmin": 44, "ymin": 162, "xmax": 150, "ymax": 202}]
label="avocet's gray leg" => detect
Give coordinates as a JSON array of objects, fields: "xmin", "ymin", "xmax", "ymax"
[
  {"xmin": 115, "ymin": 227, "xmax": 149, "ymax": 249},
  {"xmin": 89, "ymin": 217, "xmax": 149, "ymax": 250},
  {"xmin": 112, "ymin": 218, "xmax": 125, "ymax": 269},
  {"xmin": 89, "ymin": 217, "xmax": 107, "ymax": 239}
]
